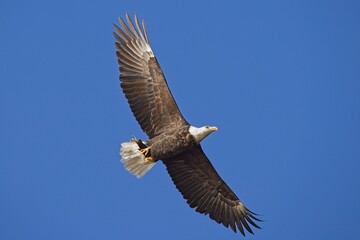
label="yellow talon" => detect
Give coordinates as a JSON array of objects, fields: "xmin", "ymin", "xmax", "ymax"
[
  {"xmin": 145, "ymin": 156, "xmax": 154, "ymax": 162},
  {"xmin": 140, "ymin": 147, "xmax": 150, "ymax": 156}
]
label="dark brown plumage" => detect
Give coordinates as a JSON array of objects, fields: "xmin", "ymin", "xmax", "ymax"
[
  {"xmin": 163, "ymin": 145, "xmax": 261, "ymax": 235},
  {"xmin": 114, "ymin": 13, "xmax": 261, "ymax": 235}
]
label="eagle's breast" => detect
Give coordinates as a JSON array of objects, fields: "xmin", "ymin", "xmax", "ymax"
[{"xmin": 149, "ymin": 125, "xmax": 194, "ymax": 160}]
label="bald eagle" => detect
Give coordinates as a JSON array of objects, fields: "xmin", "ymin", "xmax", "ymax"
[{"xmin": 113, "ymin": 13, "xmax": 261, "ymax": 235}]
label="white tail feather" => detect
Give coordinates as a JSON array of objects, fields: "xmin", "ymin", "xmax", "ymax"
[{"xmin": 120, "ymin": 141, "xmax": 155, "ymax": 178}]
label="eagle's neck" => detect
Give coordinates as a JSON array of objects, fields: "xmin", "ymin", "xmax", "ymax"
[{"xmin": 189, "ymin": 126, "xmax": 217, "ymax": 144}]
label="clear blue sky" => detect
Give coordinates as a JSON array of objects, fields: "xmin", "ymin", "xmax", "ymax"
[{"xmin": 1, "ymin": 1, "xmax": 359, "ymax": 239}]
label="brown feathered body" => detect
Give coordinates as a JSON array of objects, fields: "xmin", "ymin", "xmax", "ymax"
[{"xmin": 149, "ymin": 125, "xmax": 195, "ymax": 160}]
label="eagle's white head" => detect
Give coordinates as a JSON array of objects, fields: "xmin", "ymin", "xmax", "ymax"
[{"xmin": 189, "ymin": 126, "xmax": 218, "ymax": 144}]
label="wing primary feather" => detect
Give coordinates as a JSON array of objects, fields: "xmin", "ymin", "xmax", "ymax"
[
  {"xmin": 142, "ymin": 20, "xmax": 150, "ymax": 44},
  {"xmin": 120, "ymin": 15, "xmax": 136, "ymax": 39},
  {"xmin": 230, "ymin": 222, "xmax": 237, "ymax": 233},
  {"xmin": 210, "ymin": 198, "xmax": 222, "ymax": 223},
  {"xmin": 117, "ymin": 47, "xmax": 142, "ymax": 66},
  {"xmin": 227, "ymin": 209, "xmax": 236, "ymax": 233},
  {"xmin": 118, "ymin": 41, "xmax": 144, "ymax": 60},
  {"xmin": 238, "ymin": 211, "xmax": 254, "ymax": 234},
  {"xmin": 128, "ymin": 41, "xmax": 143, "ymax": 56},
  {"xmin": 118, "ymin": 57, "xmax": 143, "ymax": 71},
  {"xmin": 235, "ymin": 217, "xmax": 245, "ymax": 236},
  {"xmin": 134, "ymin": 14, "xmax": 146, "ymax": 42},
  {"xmin": 246, "ymin": 207, "xmax": 262, "ymax": 216},
  {"xmin": 217, "ymin": 201, "xmax": 225, "ymax": 225},
  {"xmin": 116, "ymin": 46, "xmax": 142, "ymax": 65},
  {"xmin": 120, "ymin": 67, "xmax": 143, "ymax": 77},
  {"xmin": 244, "ymin": 223, "xmax": 254, "ymax": 235},
  {"xmin": 247, "ymin": 210, "xmax": 263, "ymax": 222},
  {"xmin": 222, "ymin": 205, "xmax": 229, "ymax": 228},
  {"xmin": 126, "ymin": 13, "xmax": 140, "ymax": 39},
  {"xmin": 113, "ymin": 32, "xmax": 126, "ymax": 45},
  {"xmin": 244, "ymin": 214, "xmax": 261, "ymax": 229},
  {"xmin": 115, "ymin": 20, "xmax": 132, "ymax": 41},
  {"xmin": 119, "ymin": 61, "xmax": 143, "ymax": 72}
]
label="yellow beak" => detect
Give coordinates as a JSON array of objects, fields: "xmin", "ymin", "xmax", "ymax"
[{"xmin": 209, "ymin": 126, "xmax": 218, "ymax": 131}]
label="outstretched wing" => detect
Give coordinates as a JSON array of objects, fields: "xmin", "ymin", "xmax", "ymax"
[
  {"xmin": 162, "ymin": 145, "xmax": 261, "ymax": 235},
  {"xmin": 113, "ymin": 14, "xmax": 188, "ymax": 138}
]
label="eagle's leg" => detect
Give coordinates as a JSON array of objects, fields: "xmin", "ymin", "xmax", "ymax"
[{"xmin": 140, "ymin": 147, "xmax": 154, "ymax": 162}]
